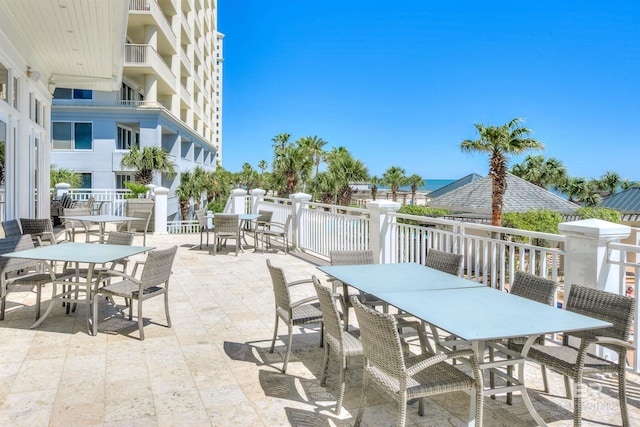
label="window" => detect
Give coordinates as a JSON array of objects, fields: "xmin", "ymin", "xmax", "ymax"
[
  {"xmin": 52, "ymin": 122, "xmax": 93, "ymax": 150},
  {"xmin": 52, "ymin": 88, "xmax": 93, "ymax": 100},
  {"xmin": 0, "ymin": 62, "xmax": 7, "ymax": 103},
  {"xmin": 117, "ymin": 125, "xmax": 139, "ymax": 150},
  {"xmin": 116, "ymin": 174, "xmax": 134, "ymax": 189},
  {"xmin": 79, "ymin": 173, "xmax": 92, "ymax": 188}
]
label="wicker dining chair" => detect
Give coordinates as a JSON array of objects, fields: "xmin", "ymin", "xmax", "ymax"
[
  {"xmin": 0, "ymin": 235, "xmax": 56, "ymax": 321},
  {"xmin": 61, "ymin": 207, "xmax": 95, "ymax": 242},
  {"xmin": 522, "ymin": 285, "xmax": 635, "ymax": 427},
  {"xmin": 313, "ymin": 277, "xmax": 363, "ymax": 414},
  {"xmin": 255, "ymin": 214, "xmax": 291, "ymax": 254},
  {"xmin": 211, "ymin": 214, "xmax": 241, "ymax": 256},
  {"xmin": 251, "ymin": 210, "xmax": 273, "ymax": 249},
  {"xmin": 266, "ymin": 259, "xmax": 324, "ymax": 373},
  {"xmin": 92, "ymin": 245, "xmax": 178, "ymax": 340},
  {"xmin": 1, "ymin": 219, "xmax": 22, "ymax": 237},
  {"xmin": 19, "ymin": 218, "xmax": 63, "ymax": 246},
  {"xmin": 425, "ymin": 249, "xmax": 463, "ymax": 276},
  {"xmin": 195, "ymin": 209, "xmax": 214, "ymax": 249},
  {"xmin": 350, "ymin": 296, "xmax": 483, "ymax": 427}
]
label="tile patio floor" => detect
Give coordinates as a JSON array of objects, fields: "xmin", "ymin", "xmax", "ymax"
[{"xmin": 0, "ymin": 232, "xmax": 639, "ymax": 426}]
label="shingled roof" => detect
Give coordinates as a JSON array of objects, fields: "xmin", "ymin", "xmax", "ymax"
[
  {"xmin": 602, "ymin": 188, "xmax": 640, "ymax": 213},
  {"xmin": 427, "ymin": 173, "xmax": 484, "ymax": 198},
  {"xmin": 428, "ymin": 172, "xmax": 580, "ymax": 214}
]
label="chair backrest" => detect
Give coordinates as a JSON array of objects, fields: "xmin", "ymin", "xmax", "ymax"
[
  {"xmin": 510, "ymin": 271, "xmax": 558, "ymax": 305},
  {"xmin": 0, "ymin": 235, "xmax": 40, "ymax": 275},
  {"xmin": 425, "ymin": 249, "xmax": 463, "ymax": 276},
  {"xmin": 59, "ymin": 193, "xmax": 75, "ymax": 209},
  {"xmin": 1, "ymin": 219, "xmax": 22, "ymax": 237},
  {"xmin": 19, "ymin": 218, "xmax": 53, "ymax": 235},
  {"xmin": 130, "ymin": 210, "xmax": 152, "ymax": 232},
  {"xmin": 106, "ymin": 231, "xmax": 135, "ymax": 246},
  {"xmin": 214, "ymin": 214, "xmax": 239, "ymax": 234},
  {"xmin": 330, "ymin": 250, "xmax": 375, "ymax": 266},
  {"xmin": 565, "ymin": 284, "xmax": 636, "ymax": 345},
  {"xmin": 139, "ymin": 246, "xmax": 178, "ymax": 289},
  {"xmin": 63, "ymin": 207, "xmax": 92, "ymax": 227},
  {"xmin": 255, "ymin": 210, "xmax": 273, "ymax": 230},
  {"xmin": 351, "ymin": 296, "xmax": 406, "ymax": 377},
  {"xmin": 195, "ymin": 209, "xmax": 208, "ymax": 227},
  {"xmin": 266, "ymin": 259, "xmax": 293, "ymax": 317},
  {"xmin": 313, "ymin": 277, "xmax": 344, "ymax": 350}
]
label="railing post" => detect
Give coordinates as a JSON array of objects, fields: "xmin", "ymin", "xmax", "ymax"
[
  {"xmin": 249, "ymin": 189, "xmax": 266, "ymax": 214},
  {"xmin": 559, "ymin": 218, "xmax": 631, "ymax": 294},
  {"xmin": 367, "ymin": 200, "xmax": 401, "ymax": 264},
  {"xmin": 55, "ymin": 183, "xmax": 71, "ymax": 198},
  {"xmin": 229, "ymin": 189, "xmax": 248, "ymax": 214},
  {"xmin": 559, "ymin": 218, "xmax": 631, "ymax": 362},
  {"xmin": 153, "ymin": 186, "xmax": 169, "ymax": 235},
  {"xmin": 290, "ymin": 193, "xmax": 312, "ymax": 251}
]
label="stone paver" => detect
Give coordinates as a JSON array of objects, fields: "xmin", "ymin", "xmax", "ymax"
[{"xmin": 0, "ymin": 232, "xmax": 638, "ymax": 426}]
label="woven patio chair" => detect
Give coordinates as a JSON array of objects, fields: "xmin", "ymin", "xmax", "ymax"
[
  {"xmin": 313, "ymin": 277, "xmax": 363, "ymax": 414},
  {"xmin": 488, "ymin": 271, "xmax": 558, "ymax": 403},
  {"xmin": 92, "ymin": 245, "xmax": 177, "ymax": 340},
  {"xmin": 350, "ymin": 296, "xmax": 483, "ymax": 427},
  {"xmin": 522, "ymin": 284, "xmax": 635, "ymax": 427},
  {"xmin": 251, "ymin": 210, "xmax": 273, "ymax": 249},
  {"xmin": 123, "ymin": 209, "xmax": 152, "ymax": 246},
  {"xmin": 255, "ymin": 214, "xmax": 291, "ymax": 254},
  {"xmin": 61, "ymin": 207, "xmax": 96, "ymax": 242},
  {"xmin": 425, "ymin": 249, "xmax": 463, "ymax": 276},
  {"xmin": 0, "ymin": 235, "xmax": 56, "ymax": 321},
  {"xmin": 19, "ymin": 218, "xmax": 64, "ymax": 246},
  {"xmin": 211, "ymin": 214, "xmax": 241, "ymax": 256},
  {"xmin": 195, "ymin": 209, "xmax": 214, "ymax": 249},
  {"xmin": 266, "ymin": 259, "xmax": 324, "ymax": 373},
  {"xmin": 1, "ymin": 219, "xmax": 22, "ymax": 237}
]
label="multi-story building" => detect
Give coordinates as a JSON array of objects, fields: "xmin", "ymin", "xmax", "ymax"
[
  {"xmin": 51, "ymin": 0, "xmax": 222, "ymax": 220},
  {"xmin": 0, "ymin": 0, "xmax": 130, "ymax": 222}
]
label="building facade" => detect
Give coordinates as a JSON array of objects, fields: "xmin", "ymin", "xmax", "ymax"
[
  {"xmin": 0, "ymin": 0, "xmax": 129, "ymax": 222},
  {"xmin": 51, "ymin": 0, "xmax": 222, "ymax": 220}
]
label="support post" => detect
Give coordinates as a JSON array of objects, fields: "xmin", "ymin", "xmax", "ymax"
[
  {"xmin": 152, "ymin": 186, "xmax": 169, "ymax": 235},
  {"xmin": 290, "ymin": 193, "xmax": 312, "ymax": 251},
  {"xmin": 367, "ymin": 200, "xmax": 401, "ymax": 264}
]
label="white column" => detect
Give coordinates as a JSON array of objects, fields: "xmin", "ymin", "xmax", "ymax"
[
  {"xmin": 249, "ymin": 188, "xmax": 266, "ymax": 214},
  {"xmin": 366, "ymin": 200, "xmax": 401, "ymax": 264},
  {"xmin": 559, "ymin": 218, "xmax": 631, "ymax": 294},
  {"xmin": 153, "ymin": 186, "xmax": 169, "ymax": 235},
  {"xmin": 290, "ymin": 193, "xmax": 312, "ymax": 251},
  {"xmin": 229, "ymin": 188, "xmax": 247, "ymax": 214}
]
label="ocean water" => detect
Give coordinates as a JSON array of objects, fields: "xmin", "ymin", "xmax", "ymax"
[{"xmin": 379, "ymin": 179, "xmax": 456, "ymax": 193}]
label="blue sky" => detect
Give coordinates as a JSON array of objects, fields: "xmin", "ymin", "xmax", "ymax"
[{"xmin": 218, "ymin": 1, "xmax": 639, "ymax": 181}]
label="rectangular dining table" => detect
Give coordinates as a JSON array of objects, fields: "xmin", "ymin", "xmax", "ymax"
[
  {"xmin": 318, "ymin": 262, "xmax": 612, "ymax": 426},
  {"xmin": 60, "ymin": 214, "xmax": 143, "ymax": 243},
  {"xmin": 2, "ymin": 242, "xmax": 153, "ymax": 334}
]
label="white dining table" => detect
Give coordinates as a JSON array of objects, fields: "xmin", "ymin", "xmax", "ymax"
[
  {"xmin": 319, "ymin": 263, "xmax": 612, "ymax": 426},
  {"xmin": 2, "ymin": 242, "xmax": 153, "ymax": 334}
]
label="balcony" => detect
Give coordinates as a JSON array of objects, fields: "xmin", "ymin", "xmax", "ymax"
[{"xmin": 124, "ymin": 44, "xmax": 177, "ymax": 94}]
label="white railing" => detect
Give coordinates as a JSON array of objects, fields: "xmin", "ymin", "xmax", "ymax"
[
  {"xmin": 390, "ymin": 212, "xmax": 566, "ymax": 290},
  {"xmin": 168, "ymin": 220, "xmax": 200, "ymax": 234},
  {"xmin": 607, "ymin": 236, "xmax": 640, "ymax": 371},
  {"xmin": 60, "ymin": 189, "xmax": 131, "ymax": 216},
  {"xmin": 299, "ymin": 203, "xmax": 370, "ymax": 258}
]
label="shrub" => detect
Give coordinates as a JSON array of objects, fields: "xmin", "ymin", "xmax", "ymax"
[
  {"xmin": 502, "ymin": 209, "xmax": 563, "ymax": 247},
  {"xmin": 575, "ymin": 207, "xmax": 621, "ymax": 223},
  {"xmin": 207, "ymin": 198, "xmax": 227, "ymax": 213}
]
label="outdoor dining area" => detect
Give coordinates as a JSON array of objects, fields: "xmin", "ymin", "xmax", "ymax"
[{"xmin": 0, "ymin": 226, "xmax": 639, "ymax": 426}]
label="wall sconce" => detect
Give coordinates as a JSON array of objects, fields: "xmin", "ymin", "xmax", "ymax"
[{"xmin": 26, "ymin": 66, "xmax": 40, "ymax": 81}]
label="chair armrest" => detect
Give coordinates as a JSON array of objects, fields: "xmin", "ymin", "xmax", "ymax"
[
  {"xmin": 290, "ymin": 295, "xmax": 319, "ymax": 308},
  {"xmin": 264, "ymin": 221, "xmax": 286, "ymax": 231},
  {"xmin": 131, "ymin": 260, "xmax": 146, "ymax": 276},
  {"xmin": 581, "ymin": 336, "xmax": 635, "ymax": 351},
  {"xmin": 406, "ymin": 352, "xmax": 448, "ymax": 377},
  {"xmin": 286, "ymin": 278, "xmax": 314, "ymax": 288}
]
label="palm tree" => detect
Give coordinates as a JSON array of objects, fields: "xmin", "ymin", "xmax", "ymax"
[
  {"xmin": 511, "ymin": 155, "xmax": 567, "ymax": 190},
  {"xmin": 272, "ymin": 144, "xmax": 313, "ymax": 196},
  {"xmin": 51, "ymin": 165, "xmax": 82, "ymax": 188},
  {"xmin": 239, "ymin": 162, "xmax": 257, "ymax": 189},
  {"xmin": 271, "ymin": 133, "xmax": 291, "ymax": 151},
  {"xmin": 370, "ymin": 175, "xmax": 381, "ymax": 201},
  {"xmin": 460, "ymin": 118, "xmax": 543, "ymax": 226},
  {"xmin": 175, "ymin": 171, "xmax": 197, "ymax": 220},
  {"xmin": 299, "ymin": 135, "xmax": 328, "ymax": 178},
  {"xmin": 308, "ymin": 172, "xmax": 338, "ymax": 204},
  {"xmin": 407, "ymin": 174, "xmax": 424, "ymax": 205},
  {"xmin": 258, "ymin": 160, "xmax": 268, "ymax": 175},
  {"xmin": 382, "ymin": 166, "xmax": 407, "ymax": 202},
  {"xmin": 595, "ymin": 171, "xmax": 622, "ymax": 196},
  {"xmin": 327, "ymin": 149, "xmax": 369, "ymax": 206},
  {"xmin": 120, "ymin": 146, "xmax": 176, "ymax": 185},
  {"xmin": 558, "ymin": 176, "xmax": 592, "ymax": 204}
]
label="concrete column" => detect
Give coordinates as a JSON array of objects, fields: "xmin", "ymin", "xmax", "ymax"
[
  {"xmin": 144, "ymin": 75, "xmax": 158, "ymax": 104},
  {"xmin": 367, "ymin": 200, "xmax": 401, "ymax": 264},
  {"xmin": 249, "ymin": 188, "xmax": 266, "ymax": 214},
  {"xmin": 229, "ymin": 188, "xmax": 247, "ymax": 214},
  {"xmin": 290, "ymin": 193, "xmax": 312, "ymax": 251},
  {"xmin": 153, "ymin": 186, "xmax": 169, "ymax": 234},
  {"xmin": 559, "ymin": 218, "xmax": 631, "ymax": 294}
]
